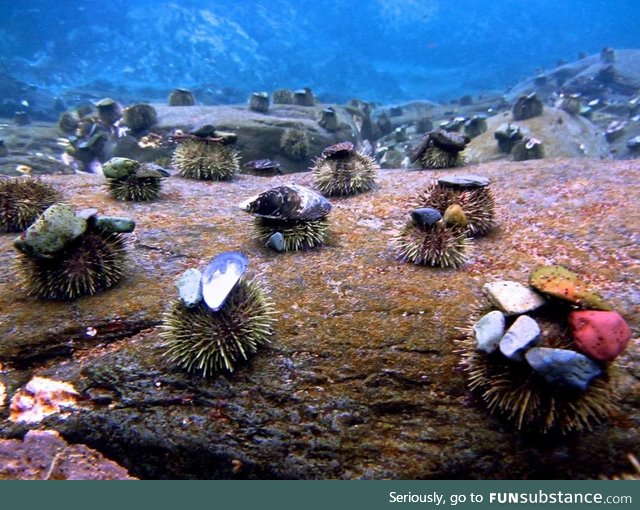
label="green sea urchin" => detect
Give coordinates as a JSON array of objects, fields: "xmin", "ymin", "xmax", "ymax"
[
  {"xmin": 312, "ymin": 143, "xmax": 378, "ymax": 196},
  {"xmin": 411, "ymin": 129, "xmax": 469, "ymax": 170},
  {"xmin": 395, "ymin": 220, "xmax": 471, "ymax": 268},
  {"xmin": 280, "ymin": 128, "xmax": 310, "ymax": 161},
  {"xmin": 0, "ymin": 177, "xmax": 60, "ymax": 232},
  {"xmin": 15, "ymin": 228, "xmax": 128, "ymax": 300},
  {"xmin": 416, "ymin": 181, "xmax": 496, "ymax": 236},
  {"xmin": 458, "ymin": 307, "xmax": 618, "ymax": 434},
  {"xmin": 103, "ymin": 158, "xmax": 167, "ymax": 202},
  {"xmin": 160, "ymin": 278, "xmax": 276, "ymax": 376},
  {"xmin": 254, "ymin": 216, "xmax": 330, "ymax": 252},
  {"xmin": 172, "ymin": 140, "xmax": 239, "ymax": 181}
]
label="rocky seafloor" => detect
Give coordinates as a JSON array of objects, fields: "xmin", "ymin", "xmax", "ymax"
[{"xmin": 0, "ymin": 158, "xmax": 638, "ymax": 479}]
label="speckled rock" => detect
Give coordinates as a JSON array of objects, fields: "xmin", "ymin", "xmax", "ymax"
[
  {"xmin": 568, "ymin": 310, "xmax": 632, "ymax": 361},
  {"xmin": 529, "ymin": 265, "xmax": 613, "ymax": 311},
  {"xmin": 13, "ymin": 204, "xmax": 87, "ymax": 259},
  {"xmin": 525, "ymin": 347, "xmax": 602, "ymax": 391},
  {"xmin": 102, "ymin": 158, "xmax": 139, "ymax": 179},
  {"xmin": 95, "ymin": 216, "xmax": 135, "ymax": 233},
  {"xmin": 484, "ymin": 281, "xmax": 546, "ymax": 316},
  {"xmin": 499, "ymin": 315, "xmax": 541, "ymax": 361},
  {"xmin": 473, "ymin": 310, "xmax": 506, "ymax": 354},
  {"xmin": 176, "ymin": 268, "xmax": 203, "ymax": 309},
  {"xmin": 437, "ymin": 174, "xmax": 489, "ymax": 189},
  {"xmin": 443, "ymin": 204, "xmax": 468, "ymax": 228}
]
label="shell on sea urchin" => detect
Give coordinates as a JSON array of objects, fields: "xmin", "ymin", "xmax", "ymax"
[
  {"xmin": 15, "ymin": 229, "xmax": 128, "ymax": 300},
  {"xmin": 411, "ymin": 129, "xmax": 469, "ymax": 170},
  {"xmin": 416, "ymin": 182, "xmax": 496, "ymax": 236},
  {"xmin": 312, "ymin": 147, "xmax": 378, "ymax": 197},
  {"xmin": 458, "ymin": 309, "xmax": 618, "ymax": 434},
  {"xmin": 172, "ymin": 140, "xmax": 239, "ymax": 181},
  {"xmin": 395, "ymin": 220, "xmax": 471, "ymax": 268},
  {"xmin": 0, "ymin": 177, "xmax": 60, "ymax": 232},
  {"xmin": 160, "ymin": 277, "xmax": 276, "ymax": 376}
]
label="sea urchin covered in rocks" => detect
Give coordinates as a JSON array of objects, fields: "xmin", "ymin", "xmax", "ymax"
[
  {"xmin": 312, "ymin": 142, "xmax": 378, "ymax": 196},
  {"xmin": 0, "ymin": 177, "xmax": 60, "ymax": 232},
  {"xmin": 172, "ymin": 134, "xmax": 239, "ymax": 181},
  {"xmin": 13, "ymin": 205, "xmax": 134, "ymax": 300},
  {"xmin": 103, "ymin": 157, "xmax": 168, "ymax": 202},
  {"xmin": 411, "ymin": 129, "xmax": 469, "ymax": 169},
  {"xmin": 160, "ymin": 252, "xmax": 276, "ymax": 376}
]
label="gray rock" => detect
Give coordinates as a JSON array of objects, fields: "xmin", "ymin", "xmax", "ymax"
[
  {"xmin": 202, "ymin": 251, "xmax": 248, "ymax": 311},
  {"xmin": 176, "ymin": 268, "xmax": 203, "ymax": 308},
  {"xmin": 525, "ymin": 347, "xmax": 602, "ymax": 391},
  {"xmin": 484, "ymin": 281, "xmax": 546, "ymax": 316},
  {"xmin": 499, "ymin": 315, "xmax": 541, "ymax": 361},
  {"xmin": 473, "ymin": 310, "xmax": 506, "ymax": 353},
  {"xmin": 626, "ymin": 136, "xmax": 640, "ymax": 151},
  {"xmin": 76, "ymin": 208, "xmax": 99, "ymax": 221},
  {"xmin": 95, "ymin": 216, "xmax": 136, "ymax": 233},
  {"xmin": 13, "ymin": 204, "xmax": 87, "ymax": 259},
  {"xmin": 266, "ymin": 232, "xmax": 285, "ymax": 252},
  {"xmin": 410, "ymin": 208, "xmax": 442, "ymax": 228},
  {"xmin": 437, "ymin": 174, "xmax": 489, "ymax": 189}
]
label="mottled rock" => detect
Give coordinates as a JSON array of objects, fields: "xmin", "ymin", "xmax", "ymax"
[
  {"xmin": 102, "ymin": 157, "xmax": 139, "ymax": 179},
  {"xmin": 266, "ymin": 232, "xmax": 285, "ymax": 252},
  {"xmin": 0, "ymin": 430, "xmax": 135, "ymax": 480},
  {"xmin": 443, "ymin": 204, "xmax": 468, "ymax": 228},
  {"xmin": 499, "ymin": 315, "xmax": 541, "ymax": 361},
  {"xmin": 568, "ymin": 311, "xmax": 632, "ymax": 361},
  {"xmin": 525, "ymin": 347, "xmax": 602, "ymax": 391},
  {"xmin": 176, "ymin": 268, "xmax": 203, "ymax": 308},
  {"xmin": 95, "ymin": 216, "xmax": 135, "ymax": 233},
  {"xmin": 484, "ymin": 281, "xmax": 546, "ymax": 316},
  {"xmin": 76, "ymin": 208, "xmax": 98, "ymax": 221},
  {"xmin": 9, "ymin": 377, "xmax": 78, "ymax": 424},
  {"xmin": 201, "ymin": 252, "xmax": 248, "ymax": 311},
  {"xmin": 473, "ymin": 310, "xmax": 506, "ymax": 353},
  {"xmin": 13, "ymin": 204, "xmax": 87, "ymax": 259},
  {"xmin": 410, "ymin": 208, "xmax": 442, "ymax": 228},
  {"xmin": 529, "ymin": 265, "xmax": 612, "ymax": 310},
  {"xmin": 437, "ymin": 174, "xmax": 489, "ymax": 189}
]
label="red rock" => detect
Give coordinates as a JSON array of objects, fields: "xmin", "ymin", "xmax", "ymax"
[{"xmin": 568, "ymin": 311, "xmax": 632, "ymax": 361}]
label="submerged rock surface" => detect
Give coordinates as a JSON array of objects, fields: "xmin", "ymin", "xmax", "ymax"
[{"xmin": 0, "ymin": 158, "xmax": 638, "ymax": 479}]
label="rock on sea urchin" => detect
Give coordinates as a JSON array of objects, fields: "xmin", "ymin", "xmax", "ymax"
[
  {"xmin": 240, "ymin": 184, "xmax": 332, "ymax": 252},
  {"xmin": 0, "ymin": 177, "xmax": 60, "ymax": 232},
  {"xmin": 14, "ymin": 206, "xmax": 133, "ymax": 300},
  {"xmin": 395, "ymin": 210, "xmax": 471, "ymax": 269},
  {"xmin": 416, "ymin": 175, "xmax": 496, "ymax": 236},
  {"xmin": 312, "ymin": 142, "xmax": 378, "ymax": 197},
  {"xmin": 172, "ymin": 139, "xmax": 239, "ymax": 181},
  {"xmin": 103, "ymin": 157, "xmax": 167, "ymax": 202},
  {"xmin": 161, "ymin": 253, "xmax": 276, "ymax": 376}
]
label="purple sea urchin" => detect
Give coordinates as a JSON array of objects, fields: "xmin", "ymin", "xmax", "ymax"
[
  {"xmin": 394, "ymin": 219, "xmax": 471, "ymax": 268},
  {"xmin": 172, "ymin": 139, "xmax": 239, "ymax": 181},
  {"xmin": 0, "ymin": 177, "xmax": 60, "ymax": 233},
  {"xmin": 416, "ymin": 181, "xmax": 496, "ymax": 236},
  {"xmin": 160, "ymin": 278, "xmax": 276, "ymax": 376},
  {"xmin": 312, "ymin": 143, "xmax": 378, "ymax": 196}
]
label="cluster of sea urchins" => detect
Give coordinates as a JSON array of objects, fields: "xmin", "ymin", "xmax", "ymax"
[
  {"xmin": 415, "ymin": 175, "xmax": 496, "ymax": 236},
  {"xmin": 239, "ymin": 184, "xmax": 332, "ymax": 252},
  {"xmin": 0, "ymin": 177, "xmax": 60, "ymax": 232},
  {"xmin": 160, "ymin": 252, "xmax": 276, "ymax": 376},
  {"xmin": 411, "ymin": 129, "xmax": 469, "ymax": 169},
  {"xmin": 312, "ymin": 142, "xmax": 378, "ymax": 196},
  {"xmin": 103, "ymin": 157, "xmax": 168, "ymax": 201},
  {"xmin": 171, "ymin": 127, "xmax": 240, "ymax": 181},
  {"xmin": 459, "ymin": 265, "xmax": 632, "ymax": 434},
  {"xmin": 13, "ymin": 204, "xmax": 134, "ymax": 300}
]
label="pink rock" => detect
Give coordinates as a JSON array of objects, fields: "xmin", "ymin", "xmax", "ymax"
[{"xmin": 568, "ymin": 311, "xmax": 632, "ymax": 361}]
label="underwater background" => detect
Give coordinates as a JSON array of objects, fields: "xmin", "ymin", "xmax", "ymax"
[{"xmin": 1, "ymin": 0, "xmax": 639, "ymax": 104}]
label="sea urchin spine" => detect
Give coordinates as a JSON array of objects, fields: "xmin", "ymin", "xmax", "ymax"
[
  {"xmin": 0, "ymin": 177, "xmax": 60, "ymax": 232},
  {"xmin": 395, "ymin": 220, "xmax": 471, "ymax": 268},
  {"xmin": 254, "ymin": 216, "xmax": 330, "ymax": 252},
  {"xmin": 172, "ymin": 139, "xmax": 239, "ymax": 181},
  {"xmin": 312, "ymin": 143, "xmax": 378, "ymax": 196}
]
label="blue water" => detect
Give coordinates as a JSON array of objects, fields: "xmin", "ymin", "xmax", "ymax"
[{"xmin": 1, "ymin": 0, "xmax": 639, "ymax": 103}]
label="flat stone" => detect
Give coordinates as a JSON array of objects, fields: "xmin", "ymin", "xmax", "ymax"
[
  {"xmin": 568, "ymin": 310, "xmax": 632, "ymax": 361},
  {"xmin": 176, "ymin": 268, "xmax": 203, "ymax": 308},
  {"xmin": 529, "ymin": 265, "xmax": 612, "ymax": 310},
  {"xmin": 525, "ymin": 347, "xmax": 602, "ymax": 391},
  {"xmin": 201, "ymin": 251, "xmax": 248, "ymax": 311},
  {"xmin": 95, "ymin": 216, "xmax": 136, "ymax": 233},
  {"xmin": 473, "ymin": 310, "xmax": 506, "ymax": 353},
  {"xmin": 483, "ymin": 280, "xmax": 546, "ymax": 316},
  {"xmin": 437, "ymin": 174, "xmax": 490, "ymax": 189},
  {"xmin": 410, "ymin": 208, "xmax": 442, "ymax": 228},
  {"xmin": 13, "ymin": 204, "xmax": 87, "ymax": 259},
  {"xmin": 266, "ymin": 232, "xmax": 285, "ymax": 252},
  {"xmin": 499, "ymin": 315, "xmax": 541, "ymax": 361}
]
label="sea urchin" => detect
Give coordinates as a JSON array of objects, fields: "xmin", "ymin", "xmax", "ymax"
[
  {"xmin": 172, "ymin": 139, "xmax": 239, "ymax": 181},
  {"xmin": 312, "ymin": 142, "xmax": 378, "ymax": 196},
  {"xmin": 0, "ymin": 177, "xmax": 60, "ymax": 232}
]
